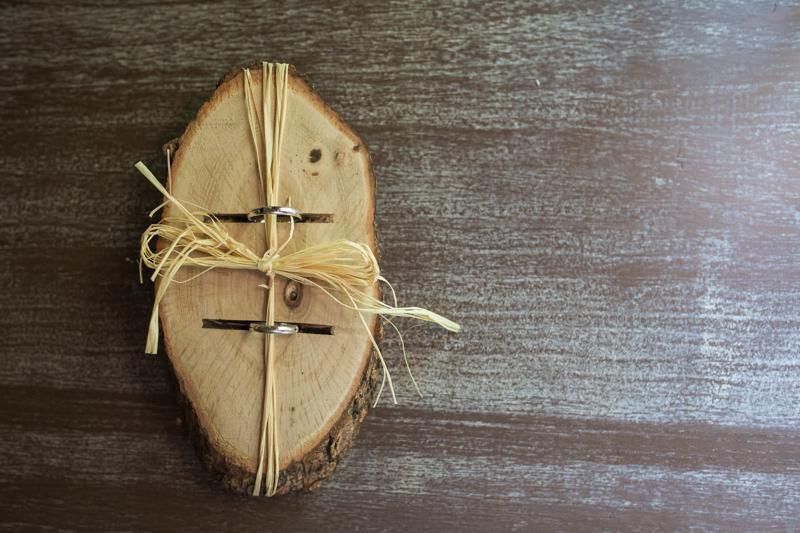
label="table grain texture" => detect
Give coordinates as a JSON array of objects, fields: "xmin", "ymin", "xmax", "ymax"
[{"xmin": 2, "ymin": 1, "xmax": 800, "ymax": 531}]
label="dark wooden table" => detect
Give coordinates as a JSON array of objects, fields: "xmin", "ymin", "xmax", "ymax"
[{"xmin": 3, "ymin": 1, "xmax": 800, "ymax": 530}]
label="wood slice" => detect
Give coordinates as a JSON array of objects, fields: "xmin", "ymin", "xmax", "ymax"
[{"xmin": 159, "ymin": 64, "xmax": 380, "ymax": 494}]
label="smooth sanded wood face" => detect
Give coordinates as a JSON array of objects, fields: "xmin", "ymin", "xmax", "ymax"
[{"xmin": 159, "ymin": 68, "xmax": 379, "ymax": 477}]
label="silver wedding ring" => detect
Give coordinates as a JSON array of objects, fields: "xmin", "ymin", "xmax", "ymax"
[
  {"xmin": 249, "ymin": 322, "xmax": 300, "ymax": 335},
  {"xmin": 246, "ymin": 206, "xmax": 301, "ymax": 222}
]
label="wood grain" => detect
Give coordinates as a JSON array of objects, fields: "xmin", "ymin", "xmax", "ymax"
[{"xmin": 2, "ymin": 0, "xmax": 800, "ymax": 530}]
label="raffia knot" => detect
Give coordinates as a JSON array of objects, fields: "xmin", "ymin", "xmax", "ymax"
[{"xmin": 257, "ymin": 252, "xmax": 278, "ymax": 274}]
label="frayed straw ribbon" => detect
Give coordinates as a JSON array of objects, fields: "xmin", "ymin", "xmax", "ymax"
[{"xmin": 137, "ymin": 62, "xmax": 459, "ymax": 496}]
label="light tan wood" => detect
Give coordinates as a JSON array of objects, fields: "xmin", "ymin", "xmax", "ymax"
[{"xmin": 159, "ymin": 65, "xmax": 380, "ymax": 493}]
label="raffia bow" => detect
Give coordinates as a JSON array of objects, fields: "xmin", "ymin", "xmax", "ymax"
[{"xmin": 137, "ymin": 164, "xmax": 458, "ymax": 354}]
